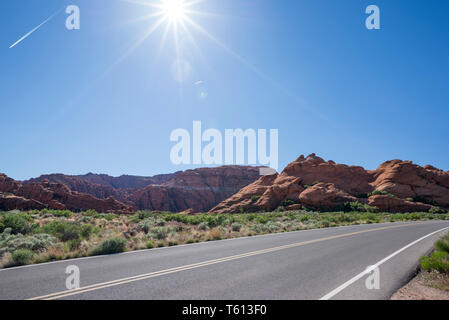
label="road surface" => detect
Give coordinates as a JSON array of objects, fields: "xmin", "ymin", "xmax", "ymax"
[{"xmin": 0, "ymin": 220, "xmax": 448, "ymax": 300}]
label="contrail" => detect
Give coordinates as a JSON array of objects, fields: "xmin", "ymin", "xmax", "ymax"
[{"xmin": 9, "ymin": 11, "xmax": 60, "ymax": 49}]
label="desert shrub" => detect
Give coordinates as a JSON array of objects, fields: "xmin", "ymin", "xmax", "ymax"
[
  {"xmin": 208, "ymin": 228, "xmax": 222, "ymax": 241},
  {"xmin": 429, "ymin": 207, "xmax": 447, "ymax": 214},
  {"xmin": 420, "ymin": 251, "xmax": 449, "ymax": 273},
  {"xmin": 136, "ymin": 211, "xmax": 154, "ymax": 220},
  {"xmin": 93, "ymin": 237, "xmax": 126, "ymax": 255},
  {"xmin": 299, "ymin": 214, "xmax": 311, "ymax": 222},
  {"xmin": 146, "ymin": 241, "xmax": 155, "ymax": 249},
  {"xmin": 198, "ymin": 222, "xmax": 208, "ymax": 231},
  {"xmin": 40, "ymin": 221, "xmax": 81, "ymax": 242},
  {"xmin": 368, "ymin": 190, "xmax": 389, "ymax": 197},
  {"xmin": 282, "ymin": 199, "xmax": 297, "ymax": 207},
  {"xmin": 66, "ymin": 239, "xmax": 82, "ymax": 251},
  {"xmin": 250, "ymin": 222, "xmax": 281, "ymax": 234},
  {"xmin": 0, "ymin": 232, "xmax": 57, "ymax": 255},
  {"xmin": 81, "ymin": 209, "xmax": 100, "ymax": 217},
  {"xmin": 337, "ymin": 202, "xmax": 379, "ymax": 213},
  {"xmin": 250, "ymin": 224, "xmax": 263, "ymax": 233},
  {"xmin": 265, "ymin": 221, "xmax": 282, "ymax": 232},
  {"xmin": 231, "ymin": 222, "xmax": 242, "ymax": 232},
  {"xmin": 30, "ymin": 209, "xmax": 73, "ymax": 218},
  {"xmin": 147, "ymin": 227, "xmax": 170, "ymax": 240},
  {"xmin": 168, "ymin": 241, "xmax": 178, "ymax": 247},
  {"xmin": 319, "ymin": 220, "xmax": 330, "ymax": 228},
  {"xmin": 1, "ymin": 213, "xmax": 34, "ymax": 235},
  {"xmin": 435, "ymin": 236, "xmax": 449, "ymax": 254},
  {"xmin": 10, "ymin": 249, "xmax": 35, "ymax": 266},
  {"xmin": 98, "ymin": 213, "xmax": 117, "ymax": 221},
  {"xmin": 251, "ymin": 195, "xmax": 261, "ymax": 202},
  {"xmin": 154, "ymin": 218, "xmax": 166, "ymax": 226},
  {"xmin": 420, "ymin": 233, "xmax": 449, "ymax": 273},
  {"xmin": 138, "ymin": 220, "xmax": 153, "ymax": 233},
  {"xmin": 303, "ymin": 181, "xmax": 320, "ymax": 189},
  {"xmin": 80, "ymin": 224, "xmax": 96, "ymax": 239},
  {"xmin": 275, "ymin": 206, "xmax": 286, "ymax": 212}
]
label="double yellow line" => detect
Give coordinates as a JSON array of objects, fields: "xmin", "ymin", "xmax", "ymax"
[{"xmin": 28, "ymin": 223, "xmax": 416, "ymax": 300}]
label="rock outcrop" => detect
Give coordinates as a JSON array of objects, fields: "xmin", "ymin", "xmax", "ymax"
[
  {"xmin": 128, "ymin": 166, "xmax": 264, "ymax": 212},
  {"xmin": 210, "ymin": 154, "xmax": 449, "ymax": 213},
  {"xmin": 2, "ymin": 166, "xmax": 263, "ymax": 213},
  {"xmin": 0, "ymin": 175, "xmax": 133, "ymax": 213}
]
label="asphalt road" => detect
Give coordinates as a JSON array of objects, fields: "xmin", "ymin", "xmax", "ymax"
[{"xmin": 0, "ymin": 220, "xmax": 448, "ymax": 300}]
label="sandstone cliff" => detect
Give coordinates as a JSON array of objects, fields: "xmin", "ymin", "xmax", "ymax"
[{"xmin": 210, "ymin": 154, "xmax": 449, "ymax": 213}]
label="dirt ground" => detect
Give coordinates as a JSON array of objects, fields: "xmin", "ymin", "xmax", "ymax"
[{"xmin": 391, "ymin": 271, "xmax": 449, "ymax": 300}]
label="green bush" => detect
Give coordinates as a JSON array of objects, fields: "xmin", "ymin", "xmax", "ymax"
[
  {"xmin": 80, "ymin": 224, "xmax": 96, "ymax": 239},
  {"xmin": 0, "ymin": 232, "xmax": 57, "ymax": 255},
  {"xmin": 435, "ymin": 238, "xmax": 449, "ymax": 254},
  {"xmin": 251, "ymin": 195, "xmax": 261, "ymax": 202},
  {"xmin": 420, "ymin": 251, "xmax": 449, "ymax": 273},
  {"xmin": 40, "ymin": 221, "xmax": 84, "ymax": 242},
  {"xmin": 66, "ymin": 239, "xmax": 81, "ymax": 251},
  {"xmin": 147, "ymin": 226, "xmax": 169, "ymax": 240},
  {"xmin": 429, "ymin": 207, "xmax": 447, "ymax": 214},
  {"xmin": 198, "ymin": 222, "xmax": 208, "ymax": 231},
  {"xmin": 282, "ymin": 199, "xmax": 297, "ymax": 207},
  {"xmin": 368, "ymin": 190, "xmax": 389, "ymax": 197},
  {"xmin": 146, "ymin": 241, "xmax": 155, "ymax": 249},
  {"xmin": 420, "ymin": 233, "xmax": 449, "ymax": 273},
  {"xmin": 11, "ymin": 249, "xmax": 35, "ymax": 266},
  {"xmin": 29, "ymin": 209, "xmax": 73, "ymax": 218},
  {"xmin": 231, "ymin": 222, "xmax": 242, "ymax": 232},
  {"xmin": 336, "ymin": 202, "xmax": 379, "ymax": 213},
  {"xmin": 93, "ymin": 237, "xmax": 126, "ymax": 255},
  {"xmin": 1, "ymin": 213, "xmax": 34, "ymax": 235}
]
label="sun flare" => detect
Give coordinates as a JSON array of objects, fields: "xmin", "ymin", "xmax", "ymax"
[{"xmin": 161, "ymin": 0, "xmax": 187, "ymax": 22}]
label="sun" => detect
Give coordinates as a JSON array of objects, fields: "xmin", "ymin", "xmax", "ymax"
[{"xmin": 161, "ymin": 0, "xmax": 187, "ymax": 22}]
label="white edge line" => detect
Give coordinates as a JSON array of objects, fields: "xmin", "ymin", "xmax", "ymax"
[
  {"xmin": 0, "ymin": 220, "xmax": 423, "ymax": 272},
  {"xmin": 319, "ymin": 226, "xmax": 449, "ymax": 300}
]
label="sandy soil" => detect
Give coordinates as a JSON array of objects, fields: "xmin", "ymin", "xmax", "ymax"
[{"xmin": 391, "ymin": 271, "xmax": 449, "ymax": 300}]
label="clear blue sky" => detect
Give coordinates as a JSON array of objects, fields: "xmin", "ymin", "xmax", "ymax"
[{"xmin": 1, "ymin": 0, "xmax": 448, "ymax": 180}]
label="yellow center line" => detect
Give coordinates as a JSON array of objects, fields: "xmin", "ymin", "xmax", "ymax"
[{"xmin": 28, "ymin": 223, "xmax": 419, "ymax": 300}]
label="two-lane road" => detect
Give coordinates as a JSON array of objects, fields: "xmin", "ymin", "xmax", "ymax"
[{"xmin": 1, "ymin": 220, "xmax": 448, "ymax": 300}]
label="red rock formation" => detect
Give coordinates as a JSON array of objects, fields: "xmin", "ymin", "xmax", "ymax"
[
  {"xmin": 298, "ymin": 183, "xmax": 357, "ymax": 211},
  {"xmin": 368, "ymin": 195, "xmax": 432, "ymax": 213},
  {"xmin": 0, "ymin": 194, "xmax": 45, "ymax": 211},
  {"xmin": 210, "ymin": 154, "xmax": 449, "ymax": 213},
  {"xmin": 2, "ymin": 166, "xmax": 262, "ymax": 213},
  {"xmin": 0, "ymin": 175, "xmax": 133, "ymax": 213},
  {"xmin": 128, "ymin": 166, "xmax": 264, "ymax": 212},
  {"xmin": 0, "ymin": 174, "xmax": 20, "ymax": 193},
  {"xmin": 372, "ymin": 160, "xmax": 449, "ymax": 207}
]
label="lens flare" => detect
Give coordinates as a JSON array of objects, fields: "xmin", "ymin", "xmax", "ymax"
[{"xmin": 161, "ymin": 0, "xmax": 186, "ymax": 21}]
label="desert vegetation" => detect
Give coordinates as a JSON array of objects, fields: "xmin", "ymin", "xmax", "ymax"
[
  {"xmin": 0, "ymin": 209, "xmax": 448, "ymax": 268},
  {"xmin": 420, "ymin": 232, "xmax": 449, "ymax": 274}
]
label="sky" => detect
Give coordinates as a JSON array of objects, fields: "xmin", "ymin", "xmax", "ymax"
[{"xmin": 1, "ymin": 0, "xmax": 448, "ymax": 180}]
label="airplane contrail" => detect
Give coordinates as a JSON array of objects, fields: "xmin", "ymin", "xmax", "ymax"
[{"xmin": 9, "ymin": 11, "xmax": 60, "ymax": 49}]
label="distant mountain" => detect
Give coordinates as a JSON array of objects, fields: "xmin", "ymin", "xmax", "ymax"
[
  {"xmin": 129, "ymin": 166, "xmax": 264, "ymax": 212},
  {"xmin": 1, "ymin": 166, "xmax": 263, "ymax": 213},
  {"xmin": 210, "ymin": 154, "xmax": 449, "ymax": 214},
  {"xmin": 0, "ymin": 174, "xmax": 133, "ymax": 213}
]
